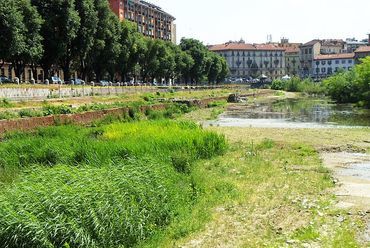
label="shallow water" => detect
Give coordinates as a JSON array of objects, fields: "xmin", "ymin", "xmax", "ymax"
[
  {"xmin": 206, "ymin": 98, "xmax": 370, "ymax": 128},
  {"xmin": 339, "ymin": 162, "xmax": 370, "ymax": 181}
]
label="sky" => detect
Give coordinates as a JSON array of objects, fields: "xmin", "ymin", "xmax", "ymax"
[{"xmin": 153, "ymin": 0, "xmax": 370, "ymax": 45}]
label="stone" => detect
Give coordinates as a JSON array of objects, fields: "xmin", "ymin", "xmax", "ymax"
[{"xmin": 227, "ymin": 93, "xmax": 240, "ymax": 103}]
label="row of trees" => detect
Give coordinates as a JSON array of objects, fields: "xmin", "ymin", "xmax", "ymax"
[{"xmin": 0, "ymin": 0, "xmax": 228, "ymax": 84}]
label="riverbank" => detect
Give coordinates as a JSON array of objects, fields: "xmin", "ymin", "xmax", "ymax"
[
  {"xmin": 0, "ymin": 91, "xmax": 369, "ymax": 247},
  {"xmin": 142, "ymin": 95, "xmax": 370, "ymax": 247}
]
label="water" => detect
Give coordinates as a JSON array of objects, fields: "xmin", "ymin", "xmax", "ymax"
[
  {"xmin": 339, "ymin": 161, "xmax": 370, "ymax": 180},
  {"xmin": 206, "ymin": 98, "xmax": 370, "ymax": 128}
]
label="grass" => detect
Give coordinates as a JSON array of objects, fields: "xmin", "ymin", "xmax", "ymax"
[
  {"xmin": 0, "ymin": 87, "xmax": 259, "ymax": 121},
  {"xmin": 0, "ymin": 119, "xmax": 227, "ymax": 247},
  {"xmin": 136, "ymin": 106, "xmax": 370, "ymax": 247}
]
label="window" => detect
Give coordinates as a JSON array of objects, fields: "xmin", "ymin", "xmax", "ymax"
[
  {"xmin": 321, "ymin": 67, "xmax": 326, "ymax": 73},
  {"xmin": 308, "ymin": 48, "xmax": 312, "ymax": 54},
  {"xmin": 348, "ymin": 60, "xmax": 352, "ymax": 64},
  {"xmin": 321, "ymin": 60, "xmax": 326, "ymax": 65},
  {"xmin": 341, "ymin": 60, "xmax": 345, "ymax": 64}
]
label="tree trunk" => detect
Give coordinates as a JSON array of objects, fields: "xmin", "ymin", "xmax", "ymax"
[{"xmin": 13, "ymin": 61, "xmax": 25, "ymax": 82}]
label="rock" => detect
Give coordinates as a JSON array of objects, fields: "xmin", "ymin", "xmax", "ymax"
[
  {"xmin": 337, "ymin": 216, "xmax": 345, "ymax": 223},
  {"xmin": 227, "ymin": 93, "xmax": 240, "ymax": 103},
  {"xmin": 286, "ymin": 240, "xmax": 297, "ymax": 244}
]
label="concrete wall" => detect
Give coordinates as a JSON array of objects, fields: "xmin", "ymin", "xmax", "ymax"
[{"xmin": 0, "ymin": 86, "xmax": 165, "ymax": 100}]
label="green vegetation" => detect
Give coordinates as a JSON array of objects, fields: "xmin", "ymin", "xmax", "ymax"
[
  {"xmin": 0, "ymin": 120, "xmax": 226, "ymax": 247},
  {"xmin": 324, "ymin": 57, "xmax": 370, "ymax": 107},
  {"xmin": 271, "ymin": 56, "xmax": 370, "ymax": 108},
  {"xmin": 271, "ymin": 77, "xmax": 326, "ymax": 95}
]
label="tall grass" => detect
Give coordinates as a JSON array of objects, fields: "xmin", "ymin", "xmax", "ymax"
[{"xmin": 0, "ymin": 120, "xmax": 227, "ymax": 247}]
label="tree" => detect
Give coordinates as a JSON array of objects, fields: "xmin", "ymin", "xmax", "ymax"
[
  {"xmin": 0, "ymin": 0, "xmax": 43, "ymax": 80},
  {"xmin": 12, "ymin": 0, "xmax": 43, "ymax": 80},
  {"xmin": 88, "ymin": 0, "xmax": 121, "ymax": 81},
  {"xmin": 72, "ymin": 0, "xmax": 98, "ymax": 81},
  {"xmin": 31, "ymin": 0, "xmax": 80, "ymax": 80},
  {"xmin": 355, "ymin": 56, "xmax": 370, "ymax": 107},
  {"xmin": 208, "ymin": 53, "xmax": 222, "ymax": 84},
  {"xmin": 217, "ymin": 58, "xmax": 229, "ymax": 83},
  {"xmin": 180, "ymin": 38, "xmax": 210, "ymax": 84},
  {"xmin": 0, "ymin": 0, "xmax": 23, "ymax": 70}
]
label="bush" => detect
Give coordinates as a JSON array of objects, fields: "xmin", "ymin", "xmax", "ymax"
[
  {"xmin": 271, "ymin": 77, "xmax": 325, "ymax": 95},
  {"xmin": 323, "ymin": 70, "xmax": 360, "ymax": 104}
]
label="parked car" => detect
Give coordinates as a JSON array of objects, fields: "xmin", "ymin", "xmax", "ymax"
[
  {"xmin": 0, "ymin": 76, "xmax": 13, "ymax": 84},
  {"xmin": 97, "ymin": 80, "xmax": 110, "ymax": 86},
  {"xmin": 65, "ymin": 78, "xmax": 85, "ymax": 85},
  {"xmin": 50, "ymin": 76, "xmax": 63, "ymax": 84}
]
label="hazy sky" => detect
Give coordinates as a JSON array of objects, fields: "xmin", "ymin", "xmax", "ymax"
[{"xmin": 153, "ymin": 0, "xmax": 370, "ymax": 45}]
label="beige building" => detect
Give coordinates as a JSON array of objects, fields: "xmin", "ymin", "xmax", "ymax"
[
  {"xmin": 354, "ymin": 46, "xmax": 370, "ymax": 63},
  {"xmin": 299, "ymin": 39, "xmax": 347, "ymax": 77},
  {"xmin": 299, "ymin": 40, "xmax": 322, "ymax": 77},
  {"xmin": 209, "ymin": 40, "xmax": 286, "ymax": 80},
  {"xmin": 285, "ymin": 47, "xmax": 300, "ymax": 76},
  {"xmin": 276, "ymin": 39, "xmax": 301, "ymax": 76}
]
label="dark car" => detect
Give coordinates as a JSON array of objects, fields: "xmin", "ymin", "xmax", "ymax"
[{"xmin": 0, "ymin": 76, "xmax": 13, "ymax": 84}]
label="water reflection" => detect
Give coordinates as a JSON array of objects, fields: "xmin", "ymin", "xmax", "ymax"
[{"xmin": 207, "ymin": 98, "xmax": 370, "ymax": 128}]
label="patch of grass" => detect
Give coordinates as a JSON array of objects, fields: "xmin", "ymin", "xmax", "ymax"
[
  {"xmin": 332, "ymin": 228, "xmax": 360, "ymax": 248},
  {"xmin": 0, "ymin": 98, "xmax": 14, "ymax": 108},
  {"xmin": 0, "ymin": 120, "xmax": 227, "ymax": 247}
]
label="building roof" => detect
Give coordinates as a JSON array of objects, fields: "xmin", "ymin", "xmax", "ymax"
[
  {"xmin": 314, "ymin": 53, "xmax": 354, "ymax": 60},
  {"xmin": 135, "ymin": 0, "xmax": 175, "ymax": 20},
  {"xmin": 355, "ymin": 46, "xmax": 370, "ymax": 53},
  {"xmin": 301, "ymin": 39, "xmax": 321, "ymax": 47},
  {"xmin": 209, "ymin": 42, "xmax": 285, "ymax": 52},
  {"xmin": 285, "ymin": 46, "xmax": 300, "ymax": 54}
]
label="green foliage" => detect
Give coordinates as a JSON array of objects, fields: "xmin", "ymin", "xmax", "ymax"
[
  {"xmin": 322, "ymin": 56, "xmax": 370, "ymax": 107},
  {"xmin": 180, "ymin": 38, "xmax": 228, "ymax": 84},
  {"xmin": 0, "ymin": 99, "xmax": 14, "ymax": 108},
  {"xmin": 271, "ymin": 77, "xmax": 326, "ymax": 95},
  {"xmin": 0, "ymin": 120, "xmax": 227, "ymax": 247}
]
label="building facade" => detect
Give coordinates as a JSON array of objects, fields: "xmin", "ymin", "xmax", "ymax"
[
  {"xmin": 108, "ymin": 0, "xmax": 176, "ymax": 43},
  {"xmin": 312, "ymin": 53, "xmax": 355, "ymax": 79},
  {"xmin": 354, "ymin": 46, "xmax": 370, "ymax": 63},
  {"xmin": 209, "ymin": 41, "xmax": 286, "ymax": 80},
  {"xmin": 299, "ymin": 39, "xmax": 347, "ymax": 77},
  {"xmin": 0, "ymin": 62, "xmax": 64, "ymax": 83},
  {"xmin": 285, "ymin": 47, "xmax": 300, "ymax": 76}
]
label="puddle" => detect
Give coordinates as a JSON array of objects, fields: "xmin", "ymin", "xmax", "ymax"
[
  {"xmin": 338, "ymin": 162, "xmax": 370, "ymax": 181},
  {"xmin": 205, "ymin": 98, "xmax": 370, "ymax": 129},
  {"xmin": 321, "ymin": 152, "xmax": 370, "ymax": 210}
]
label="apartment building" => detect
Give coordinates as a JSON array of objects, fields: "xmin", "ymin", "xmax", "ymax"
[
  {"xmin": 313, "ymin": 53, "xmax": 355, "ymax": 78},
  {"xmin": 108, "ymin": 0, "xmax": 176, "ymax": 43},
  {"xmin": 209, "ymin": 40, "xmax": 286, "ymax": 80},
  {"xmin": 299, "ymin": 39, "xmax": 347, "ymax": 77},
  {"xmin": 354, "ymin": 46, "xmax": 370, "ymax": 63},
  {"xmin": 277, "ymin": 39, "xmax": 301, "ymax": 76}
]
